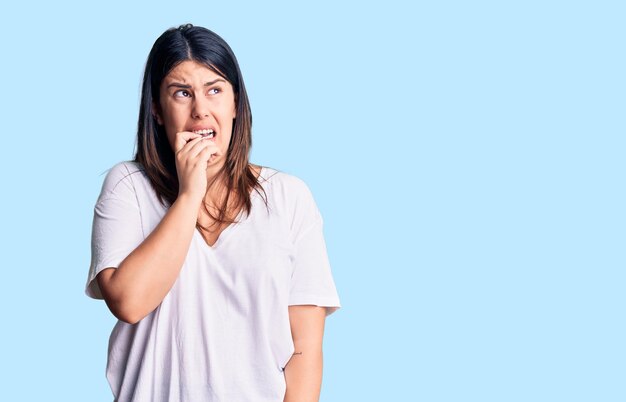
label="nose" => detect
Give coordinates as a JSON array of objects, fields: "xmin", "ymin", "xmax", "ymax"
[{"xmin": 191, "ymin": 96, "xmax": 210, "ymax": 119}]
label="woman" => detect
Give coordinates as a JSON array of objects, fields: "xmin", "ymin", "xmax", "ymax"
[{"xmin": 85, "ymin": 24, "xmax": 340, "ymax": 402}]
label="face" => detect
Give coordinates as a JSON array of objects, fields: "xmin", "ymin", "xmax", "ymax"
[{"xmin": 155, "ymin": 60, "xmax": 237, "ymax": 166}]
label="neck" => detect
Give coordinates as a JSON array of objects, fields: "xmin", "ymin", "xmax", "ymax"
[
  {"xmin": 204, "ymin": 163, "xmax": 230, "ymax": 206},
  {"xmin": 205, "ymin": 162, "xmax": 226, "ymax": 184}
]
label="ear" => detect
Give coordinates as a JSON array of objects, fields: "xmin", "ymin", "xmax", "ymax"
[{"xmin": 152, "ymin": 101, "xmax": 164, "ymax": 125}]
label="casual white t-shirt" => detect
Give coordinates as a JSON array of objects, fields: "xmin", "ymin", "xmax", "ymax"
[{"xmin": 85, "ymin": 162, "xmax": 340, "ymax": 402}]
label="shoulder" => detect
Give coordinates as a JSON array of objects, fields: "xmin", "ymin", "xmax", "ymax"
[
  {"xmin": 98, "ymin": 161, "xmax": 148, "ymax": 200},
  {"xmin": 257, "ymin": 166, "xmax": 321, "ymax": 225},
  {"xmin": 258, "ymin": 167, "xmax": 314, "ymax": 199}
]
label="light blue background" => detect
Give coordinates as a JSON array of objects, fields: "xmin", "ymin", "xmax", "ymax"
[{"xmin": 0, "ymin": 1, "xmax": 623, "ymax": 401}]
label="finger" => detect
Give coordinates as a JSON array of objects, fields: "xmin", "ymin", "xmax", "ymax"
[
  {"xmin": 176, "ymin": 136, "xmax": 207, "ymax": 162},
  {"xmin": 174, "ymin": 131, "xmax": 201, "ymax": 152},
  {"xmin": 199, "ymin": 144, "xmax": 219, "ymax": 163},
  {"xmin": 186, "ymin": 138, "xmax": 218, "ymax": 160}
]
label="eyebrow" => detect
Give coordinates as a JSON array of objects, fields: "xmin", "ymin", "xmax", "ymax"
[{"xmin": 167, "ymin": 79, "xmax": 226, "ymax": 89}]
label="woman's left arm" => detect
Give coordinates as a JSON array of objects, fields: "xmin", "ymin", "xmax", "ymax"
[{"xmin": 283, "ymin": 305, "xmax": 327, "ymax": 402}]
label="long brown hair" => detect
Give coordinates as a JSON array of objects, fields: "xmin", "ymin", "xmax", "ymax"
[{"xmin": 134, "ymin": 24, "xmax": 266, "ymax": 227}]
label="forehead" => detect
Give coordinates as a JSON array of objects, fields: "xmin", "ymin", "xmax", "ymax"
[{"xmin": 163, "ymin": 60, "xmax": 224, "ymax": 84}]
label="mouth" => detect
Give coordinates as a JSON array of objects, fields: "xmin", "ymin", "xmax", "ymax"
[{"xmin": 193, "ymin": 128, "xmax": 215, "ymax": 139}]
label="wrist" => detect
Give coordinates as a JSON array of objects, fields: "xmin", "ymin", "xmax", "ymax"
[{"xmin": 174, "ymin": 192, "xmax": 204, "ymax": 213}]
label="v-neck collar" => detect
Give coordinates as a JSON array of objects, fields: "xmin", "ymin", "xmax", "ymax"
[{"xmin": 194, "ymin": 167, "xmax": 268, "ymax": 250}]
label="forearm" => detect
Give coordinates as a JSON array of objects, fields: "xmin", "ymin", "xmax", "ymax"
[
  {"xmin": 283, "ymin": 341, "xmax": 323, "ymax": 402},
  {"xmin": 98, "ymin": 193, "xmax": 200, "ymax": 323}
]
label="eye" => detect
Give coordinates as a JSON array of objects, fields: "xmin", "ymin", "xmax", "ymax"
[
  {"xmin": 174, "ymin": 90, "xmax": 192, "ymax": 98},
  {"xmin": 208, "ymin": 87, "xmax": 221, "ymax": 95}
]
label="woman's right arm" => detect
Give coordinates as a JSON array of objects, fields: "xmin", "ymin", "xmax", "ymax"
[{"xmin": 96, "ymin": 132, "xmax": 216, "ymax": 324}]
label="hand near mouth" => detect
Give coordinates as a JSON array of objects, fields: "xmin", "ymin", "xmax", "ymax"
[{"xmin": 174, "ymin": 131, "xmax": 220, "ymax": 203}]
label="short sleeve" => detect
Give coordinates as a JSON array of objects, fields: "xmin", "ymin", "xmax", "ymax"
[
  {"xmin": 288, "ymin": 182, "xmax": 341, "ymax": 315},
  {"xmin": 85, "ymin": 163, "xmax": 145, "ymax": 299}
]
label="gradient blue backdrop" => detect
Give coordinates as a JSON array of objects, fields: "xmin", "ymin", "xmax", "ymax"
[{"xmin": 0, "ymin": 1, "xmax": 623, "ymax": 401}]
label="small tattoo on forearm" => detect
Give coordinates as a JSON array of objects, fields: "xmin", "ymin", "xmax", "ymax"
[{"xmin": 293, "ymin": 352, "xmax": 303, "ymax": 356}]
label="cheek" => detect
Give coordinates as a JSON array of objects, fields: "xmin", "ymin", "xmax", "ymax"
[
  {"xmin": 160, "ymin": 100, "xmax": 186, "ymax": 124},
  {"xmin": 221, "ymin": 121, "xmax": 234, "ymax": 148},
  {"xmin": 159, "ymin": 111, "xmax": 179, "ymax": 147},
  {"xmin": 168, "ymin": 130, "xmax": 177, "ymax": 145},
  {"xmin": 162, "ymin": 110, "xmax": 180, "ymax": 127},
  {"xmin": 164, "ymin": 130, "xmax": 177, "ymax": 152}
]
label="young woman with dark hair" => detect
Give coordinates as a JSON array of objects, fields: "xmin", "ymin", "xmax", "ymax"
[{"xmin": 86, "ymin": 24, "xmax": 340, "ymax": 402}]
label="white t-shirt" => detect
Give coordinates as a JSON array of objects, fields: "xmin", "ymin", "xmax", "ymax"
[{"xmin": 86, "ymin": 162, "xmax": 340, "ymax": 402}]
